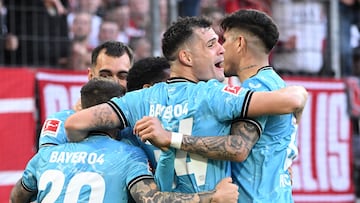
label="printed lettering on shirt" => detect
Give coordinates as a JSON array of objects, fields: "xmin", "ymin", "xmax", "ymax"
[
  {"xmin": 222, "ymin": 85, "xmax": 242, "ymax": 95},
  {"xmin": 41, "ymin": 119, "xmax": 61, "ymax": 137},
  {"xmin": 149, "ymin": 103, "xmax": 189, "ymax": 119},
  {"xmin": 49, "ymin": 151, "xmax": 105, "ymax": 165}
]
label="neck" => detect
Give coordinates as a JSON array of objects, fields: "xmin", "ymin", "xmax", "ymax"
[
  {"xmin": 237, "ymin": 64, "xmax": 263, "ymax": 82},
  {"xmin": 238, "ymin": 64, "xmax": 257, "ymax": 73}
]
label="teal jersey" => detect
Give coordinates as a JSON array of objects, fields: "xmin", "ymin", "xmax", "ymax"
[
  {"xmin": 38, "ymin": 109, "xmax": 75, "ymax": 148},
  {"xmin": 109, "ymin": 78, "xmax": 254, "ymax": 193},
  {"xmin": 22, "ymin": 135, "xmax": 153, "ymax": 203},
  {"xmin": 232, "ymin": 67, "xmax": 297, "ymax": 203},
  {"xmin": 119, "ymin": 127, "xmax": 161, "ymax": 170}
]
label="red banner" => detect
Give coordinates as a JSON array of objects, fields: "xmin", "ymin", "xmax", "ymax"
[
  {"xmin": 287, "ymin": 77, "xmax": 354, "ymax": 203},
  {"xmin": 0, "ymin": 68, "xmax": 37, "ymax": 203},
  {"xmin": 36, "ymin": 69, "xmax": 87, "ymax": 124}
]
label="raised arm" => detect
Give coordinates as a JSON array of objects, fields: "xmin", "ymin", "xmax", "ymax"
[
  {"xmin": 247, "ymin": 85, "xmax": 308, "ymax": 120},
  {"xmin": 130, "ymin": 177, "xmax": 238, "ymax": 203},
  {"xmin": 134, "ymin": 116, "xmax": 260, "ymax": 162},
  {"xmin": 65, "ymin": 103, "xmax": 121, "ymax": 142}
]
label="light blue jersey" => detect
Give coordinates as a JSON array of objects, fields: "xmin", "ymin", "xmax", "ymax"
[
  {"xmin": 22, "ymin": 134, "xmax": 153, "ymax": 203},
  {"xmin": 119, "ymin": 127, "xmax": 161, "ymax": 170},
  {"xmin": 108, "ymin": 78, "xmax": 254, "ymax": 193},
  {"xmin": 38, "ymin": 109, "xmax": 75, "ymax": 148},
  {"xmin": 232, "ymin": 67, "xmax": 298, "ymax": 203}
]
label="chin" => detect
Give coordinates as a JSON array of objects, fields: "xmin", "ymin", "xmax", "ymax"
[{"xmin": 215, "ymin": 74, "xmax": 225, "ymax": 82}]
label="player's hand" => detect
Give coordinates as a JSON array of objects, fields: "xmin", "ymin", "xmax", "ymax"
[
  {"xmin": 134, "ymin": 116, "xmax": 171, "ymax": 151},
  {"xmin": 286, "ymin": 85, "xmax": 307, "ymax": 124},
  {"xmin": 211, "ymin": 177, "xmax": 239, "ymax": 203}
]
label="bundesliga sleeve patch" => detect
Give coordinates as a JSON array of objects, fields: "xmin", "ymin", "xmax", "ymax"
[
  {"xmin": 222, "ymin": 85, "xmax": 242, "ymax": 95},
  {"xmin": 41, "ymin": 119, "xmax": 61, "ymax": 135}
]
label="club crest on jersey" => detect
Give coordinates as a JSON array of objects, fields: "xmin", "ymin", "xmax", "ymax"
[
  {"xmin": 41, "ymin": 119, "xmax": 61, "ymax": 135},
  {"xmin": 222, "ymin": 85, "xmax": 242, "ymax": 95}
]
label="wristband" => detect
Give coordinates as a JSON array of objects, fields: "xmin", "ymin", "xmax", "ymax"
[{"xmin": 170, "ymin": 132, "xmax": 183, "ymax": 149}]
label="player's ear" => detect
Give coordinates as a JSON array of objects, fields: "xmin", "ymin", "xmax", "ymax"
[
  {"xmin": 178, "ymin": 49, "xmax": 192, "ymax": 66},
  {"xmin": 237, "ymin": 35, "xmax": 246, "ymax": 53},
  {"xmin": 87, "ymin": 67, "xmax": 94, "ymax": 80}
]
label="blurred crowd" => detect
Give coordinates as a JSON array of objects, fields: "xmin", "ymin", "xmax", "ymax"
[{"xmin": 1, "ymin": 0, "xmax": 360, "ymax": 78}]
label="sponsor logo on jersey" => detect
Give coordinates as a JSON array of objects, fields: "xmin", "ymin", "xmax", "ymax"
[
  {"xmin": 41, "ymin": 119, "xmax": 61, "ymax": 135},
  {"xmin": 248, "ymin": 82, "xmax": 262, "ymax": 89},
  {"xmin": 222, "ymin": 85, "xmax": 242, "ymax": 95}
]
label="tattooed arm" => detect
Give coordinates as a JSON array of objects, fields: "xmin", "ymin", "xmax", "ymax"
[
  {"xmin": 65, "ymin": 103, "xmax": 121, "ymax": 142},
  {"xmin": 130, "ymin": 177, "xmax": 238, "ymax": 203},
  {"xmin": 134, "ymin": 116, "xmax": 260, "ymax": 162}
]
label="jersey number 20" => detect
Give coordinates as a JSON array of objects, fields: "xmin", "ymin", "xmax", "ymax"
[{"xmin": 39, "ymin": 170, "xmax": 105, "ymax": 202}]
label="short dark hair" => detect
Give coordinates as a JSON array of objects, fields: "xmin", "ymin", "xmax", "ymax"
[
  {"xmin": 221, "ymin": 9, "xmax": 279, "ymax": 53},
  {"xmin": 162, "ymin": 16, "xmax": 212, "ymax": 61},
  {"xmin": 91, "ymin": 41, "xmax": 134, "ymax": 67},
  {"xmin": 80, "ymin": 78, "xmax": 126, "ymax": 109},
  {"xmin": 127, "ymin": 56, "xmax": 170, "ymax": 92}
]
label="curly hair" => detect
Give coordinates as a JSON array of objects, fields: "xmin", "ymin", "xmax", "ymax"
[{"xmin": 127, "ymin": 56, "xmax": 170, "ymax": 92}]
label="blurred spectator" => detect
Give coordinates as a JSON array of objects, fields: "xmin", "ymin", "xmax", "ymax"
[
  {"xmin": 339, "ymin": 0, "xmax": 360, "ymax": 77},
  {"xmin": 71, "ymin": 12, "xmax": 92, "ymax": 44},
  {"xmin": 67, "ymin": 11, "xmax": 93, "ymax": 70},
  {"xmin": 98, "ymin": 20, "xmax": 120, "ymax": 45},
  {"xmin": 201, "ymin": 0, "xmax": 222, "ymax": 9},
  {"xmin": 271, "ymin": 0, "xmax": 327, "ymax": 76},
  {"xmin": 97, "ymin": 0, "xmax": 128, "ymax": 17},
  {"xmin": 2, "ymin": 0, "xmax": 70, "ymax": 67},
  {"xmin": 67, "ymin": 0, "xmax": 102, "ymax": 47},
  {"xmin": 159, "ymin": 0, "xmax": 168, "ymax": 32},
  {"xmin": 103, "ymin": 5, "xmax": 131, "ymax": 44},
  {"xmin": 201, "ymin": 6, "xmax": 225, "ymax": 42},
  {"xmin": 128, "ymin": 0, "xmax": 148, "ymax": 38},
  {"xmin": 0, "ymin": 0, "xmax": 6, "ymax": 36},
  {"xmin": 129, "ymin": 36, "xmax": 151, "ymax": 62},
  {"xmin": 220, "ymin": 0, "xmax": 272, "ymax": 15}
]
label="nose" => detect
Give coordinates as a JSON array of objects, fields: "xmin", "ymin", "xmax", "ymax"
[{"xmin": 218, "ymin": 42, "xmax": 225, "ymax": 55}]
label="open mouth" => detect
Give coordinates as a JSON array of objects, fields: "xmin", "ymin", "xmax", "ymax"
[{"xmin": 215, "ymin": 61, "xmax": 223, "ymax": 69}]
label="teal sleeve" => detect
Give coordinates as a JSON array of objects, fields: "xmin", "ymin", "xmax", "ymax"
[{"xmin": 154, "ymin": 149, "xmax": 176, "ymax": 191}]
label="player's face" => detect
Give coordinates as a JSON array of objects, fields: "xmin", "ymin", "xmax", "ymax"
[
  {"xmin": 222, "ymin": 30, "xmax": 240, "ymax": 77},
  {"xmin": 190, "ymin": 27, "xmax": 225, "ymax": 82},
  {"xmin": 88, "ymin": 50, "xmax": 131, "ymax": 89}
]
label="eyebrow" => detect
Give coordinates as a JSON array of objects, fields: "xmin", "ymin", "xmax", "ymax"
[
  {"xmin": 99, "ymin": 70, "xmax": 129, "ymax": 74},
  {"xmin": 207, "ymin": 37, "xmax": 218, "ymax": 45}
]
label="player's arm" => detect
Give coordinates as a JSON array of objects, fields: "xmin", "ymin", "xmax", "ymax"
[
  {"xmin": 65, "ymin": 102, "xmax": 121, "ymax": 142},
  {"xmin": 134, "ymin": 117, "xmax": 260, "ymax": 162},
  {"xmin": 129, "ymin": 177, "xmax": 238, "ymax": 203},
  {"xmin": 248, "ymin": 85, "xmax": 307, "ymax": 122},
  {"xmin": 10, "ymin": 178, "xmax": 36, "ymax": 203}
]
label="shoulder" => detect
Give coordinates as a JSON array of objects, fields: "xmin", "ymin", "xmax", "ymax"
[{"xmin": 245, "ymin": 69, "xmax": 285, "ymax": 91}]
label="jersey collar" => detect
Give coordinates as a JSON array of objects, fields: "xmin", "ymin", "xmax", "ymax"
[
  {"xmin": 257, "ymin": 66, "xmax": 273, "ymax": 73},
  {"xmin": 166, "ymin": 77, "xmax": 197, "ymax": 84}
]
